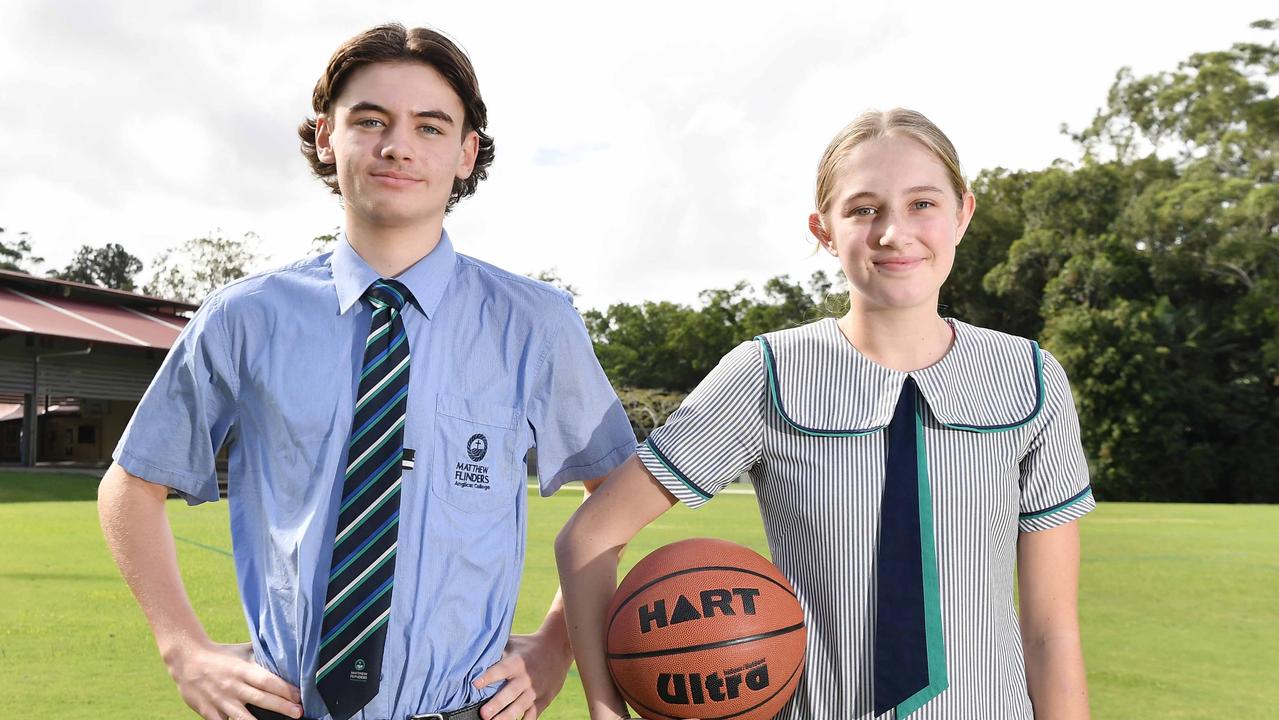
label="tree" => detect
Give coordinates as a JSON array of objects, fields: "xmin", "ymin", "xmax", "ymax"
[
  {"xmin": 310, "ymin": 228, "xmax": 341, "ymax": 255},
  {"xmin": 144, "ymin": 230, "xmax": 263, "ymax": 303},
  {"xmin": 0, "ymin": 227, "xmax": 43, "ymax": 273},
  {"xmin": 986, "ymin": 20, "xmax": 1279, "ymax": 502},
  {"xmin": 940, "ymin": 168, "xmax": 1033, "ymax": 331},
  {"xmin": 49, "ymin": 243, "xmax": 143, "ymax": 291},
  {"xmin": 584, "ymin": 300, "xmax": 704, "ymax": 391},
  {"xmin": 529, "ymin": 269, "xmax": 580, "ymax": 302},
  {"xmin": 585, "ymin": 272, "xmax": 845, "ymax": 392},
  {"xmin": 615, "ymin": 387, "xmax": 687, "ymax": 442}
]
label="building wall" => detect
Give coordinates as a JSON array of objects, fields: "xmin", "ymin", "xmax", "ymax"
[
  {"xmin": 41, "ymin": 415, "xmax": 96, "ymax": 463},
  {"xmin": 31, "ymin": 399, "xmax": 138, "ymax": 465},
  {"xmin": 0, "ymin": 331, "xmax": 163, "ymax": 464},
  {"xmin": 102, "ymin": 399, "xmax": 137, "ymax": 458}
]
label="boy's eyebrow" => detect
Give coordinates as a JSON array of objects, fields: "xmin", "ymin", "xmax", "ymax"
[
  {"xmin": 346, "ymin": 101, "xmax": 455, "ymax": 125},
  {"xmin": 414, "ymin": 109, "xmax": 455, "ymax": 125},
  {"xmin": 346, "ymin": 101, "xmax": 390, "ymax": 115}
]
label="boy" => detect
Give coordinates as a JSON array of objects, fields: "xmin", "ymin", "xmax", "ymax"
[{"xmin": 99, "ymin": 23, "xmax": 635, "ymax": 720}]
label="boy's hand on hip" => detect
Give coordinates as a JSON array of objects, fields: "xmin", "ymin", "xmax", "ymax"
[
  {"xmin": 165, "ymin": 640, "xmax": 303, "ymax": 720},
  {"xmin": 474, "ymin": 630, "xmax": 572, "ymax": 720}
]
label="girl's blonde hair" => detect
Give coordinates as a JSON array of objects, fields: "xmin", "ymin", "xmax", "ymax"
[{"xmin": 814, "ymin": 108, "xmax": 967, "ymax": 216}]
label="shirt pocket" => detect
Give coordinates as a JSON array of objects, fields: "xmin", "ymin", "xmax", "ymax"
[{"xmin": 429, "ymin": 393, "xmax": 522, "ymax": 515}]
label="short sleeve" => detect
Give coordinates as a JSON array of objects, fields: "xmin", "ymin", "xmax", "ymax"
[
  {"xmin": 1017, "ymin": 350, "xmax": 1095, "ymax": 531},
  {"xmin": 113, "ymin": 293, "xmax": 238, "ymax": 504},
  {"xmin": 637, "ymin": 341, "xmax": 766, "ymax": 508},
  {"xmin": 526, "ymin": 298, "xmax": 636, "ymax": 494}
]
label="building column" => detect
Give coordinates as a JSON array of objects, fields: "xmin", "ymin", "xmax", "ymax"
[{"xmin": 22, "ymin": 392, "xmax": 37, "ymax": 467}]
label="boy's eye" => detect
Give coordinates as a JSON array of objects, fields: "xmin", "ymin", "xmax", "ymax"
[
  {"xmin": 852, "ymin": 207, "xmax": 877, "ymax": 217},
  {"xmin": 421, "ymin": 126, "xmax": 442, "ymax": 135},
  {"xmin": 356, "ymin": 118, "xmax": 384, "ymax": 128}
]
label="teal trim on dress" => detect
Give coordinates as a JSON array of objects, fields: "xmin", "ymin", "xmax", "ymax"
[
  {"xmin": 939, "ymin": 341, "xmax": 1045, "ymax": 434},
  {"xmin": 756, "ymin": 336, "xmax": 883, "ymax": 438},
  {"xmin": 896, "ymin": 392, "xmax": 949, "ymax": 717},
  {"xmin": 1020, "ymin": 485, "xmax": 1094, "ymax": 520},
  {"xmin": 641, "ymin": 438, "xmax": 713, "ymax": 500}
]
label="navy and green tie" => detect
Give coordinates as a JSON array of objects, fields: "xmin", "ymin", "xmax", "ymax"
[
  {"xmin": 317, "ymin": 279, "xmax": 412, "ymax": 720},
  {"xmin": 874, "ymin": 377, "xmax": 947, "ymax": 717}
]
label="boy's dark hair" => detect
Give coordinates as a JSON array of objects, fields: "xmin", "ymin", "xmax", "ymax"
[{"xmin": 298, "ymin": 23, "xmax": 495, "ymax": 211}]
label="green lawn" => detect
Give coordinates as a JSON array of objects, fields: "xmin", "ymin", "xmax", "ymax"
[{"xmin": 0, "ymin": 472, "xmax": 1275, "ymax": 718}]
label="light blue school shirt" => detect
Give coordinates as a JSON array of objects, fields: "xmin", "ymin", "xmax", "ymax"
[{"xmin": 114, "ymin": 231, "xmax": 636, "ymax": 719}]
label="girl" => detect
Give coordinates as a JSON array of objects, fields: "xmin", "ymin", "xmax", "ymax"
[{"xmin": 556, "ymin": 109, "xmax": 1093, "ymax": 719}]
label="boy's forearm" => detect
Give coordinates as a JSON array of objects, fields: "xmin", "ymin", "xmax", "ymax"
[
  {"xmin": 98, "ymin": 463, "xmax": 212, "ymax": 660},
  {"xmin": 531, "ymin": 588, "xmax": 574, "ymax": 662}
]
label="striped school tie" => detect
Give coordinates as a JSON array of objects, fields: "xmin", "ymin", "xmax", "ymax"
[
  {"xmin": 316, "ymin": 279, "xmax": 412, "ymax": 720},
  {"xmin": 874, "ymin": 377, "xmax": 947, "ymax": 718}
]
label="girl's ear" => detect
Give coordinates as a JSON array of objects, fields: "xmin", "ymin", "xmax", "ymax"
[
  {"xmin": 809, "ymin": 213, "xmax": 837, "ymax": 256},
  {"xmin": 954, "ymin": 191, "xmax": 976, "ymax": 245}
]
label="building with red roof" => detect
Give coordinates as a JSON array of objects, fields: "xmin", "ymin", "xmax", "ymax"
[{"xmin": 0, "ymin": 269, "xmax": 194, "ymax": 466}]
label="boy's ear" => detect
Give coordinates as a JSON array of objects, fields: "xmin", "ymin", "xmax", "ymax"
[
  {"xmin": 455, "ymin": 129, "xmax": 480, "ymax": 180},
  {"xmin": 316, "ymin": 114, "xmax": 336, "ymax": 165}
]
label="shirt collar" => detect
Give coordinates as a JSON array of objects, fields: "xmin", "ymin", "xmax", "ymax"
[
  {"xmin": 330, "ymin": 229, "xmax": 457, "ymax": 318},
  {"xmin": 758, "ymin": 318, "xmax": 1043, "ymax": 435},
  {"xmin": 912, "ymin": 319, "xmax": 1044, "ymax": 431}
]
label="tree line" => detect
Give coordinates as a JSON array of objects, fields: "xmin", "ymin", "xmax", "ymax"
[{"xmin": 7, "ymin": 22, "xmax": 1275, "ymax": 502}]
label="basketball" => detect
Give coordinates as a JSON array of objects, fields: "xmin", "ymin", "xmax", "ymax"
[{"xmin": 605, "ymin": 538, "xmax": 806, "ymax": 720}]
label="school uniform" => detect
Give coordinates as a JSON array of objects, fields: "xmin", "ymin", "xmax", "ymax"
[
  {"xmin": 637, "ymin": 317, "xmax": 1094, "ymax": 719},
  {"xmin": 115, "ymin": 232, "xmax": 637, "ymax": 720}
]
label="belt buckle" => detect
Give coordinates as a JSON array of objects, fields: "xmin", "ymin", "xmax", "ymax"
[{"xmin": 408, "ymin": 714, "xmax": 445, "ymax": 720}]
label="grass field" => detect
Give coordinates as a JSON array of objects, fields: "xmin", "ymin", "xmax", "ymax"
[{"xmin": 1, "ymin": 472, "xmax": 1276, "ymax": 719}]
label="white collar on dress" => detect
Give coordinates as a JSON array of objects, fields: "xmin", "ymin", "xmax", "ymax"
[{"xmin": 756, "ymin": 318, "xmax": 1044, "ymax": 436}]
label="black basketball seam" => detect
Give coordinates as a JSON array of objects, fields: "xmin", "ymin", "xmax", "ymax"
[
  {"xmin": 616, "ymin": 657, "xmax": 805, "ymax": 720},
  {"xmin": 607, "ymin": 621, "xmax": 805, "ymax": 660},
  {"xmin": 609, "ymin": 565, "xmax": 798, "ymax": 631}
]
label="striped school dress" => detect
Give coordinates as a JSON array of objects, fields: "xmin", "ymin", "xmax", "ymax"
[{"xmin": 637, "ymin": 317, "xmax": 1094, "ymax": 719}]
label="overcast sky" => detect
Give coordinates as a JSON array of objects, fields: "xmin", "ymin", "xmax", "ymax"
[{"xmin": 2, "ymin": 1, "xmax": 1273, "ymax": 310}]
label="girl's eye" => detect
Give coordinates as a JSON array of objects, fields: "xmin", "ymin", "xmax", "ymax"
[
  {"xmin": 852, "ymin": 207, "xmax": 877, "ymax": 217},
  {"xmin": 913, "ymin": 200, "xmax": 935, "ymax": 210}
]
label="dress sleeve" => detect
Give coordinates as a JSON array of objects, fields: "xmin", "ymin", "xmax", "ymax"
[
  {"xmin": 526, "ymin": 297, "xmax": 636, "ymax": 494},
  {"xmin": 113, "ymin": 292, "xmax": 238, "ymax": 505},
  {"xmin": 1018, "ymin": 350, "xmax": 1095, "ymax": 532},
  {"xmin": 637, "ymin": 340, "xmax": 766, "ymax": 508}
]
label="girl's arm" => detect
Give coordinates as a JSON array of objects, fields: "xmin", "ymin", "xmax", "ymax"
[
  {"xmin": 1017, "ymin": 521, "xmax": 1090, "ymax": 719},
  {"xmin": 555, "ymin": 454, "xmax": 681, "ymax": 720}
]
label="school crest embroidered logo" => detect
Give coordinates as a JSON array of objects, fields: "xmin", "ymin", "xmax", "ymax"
[{"xmin": 467, "ymin": 433, "xmax": 488, "ymax": 462}]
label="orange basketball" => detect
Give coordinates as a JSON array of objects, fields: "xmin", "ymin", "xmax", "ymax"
[{"xmin": 606, "ymin": 538, "xmax": 806, "ymax": 720}]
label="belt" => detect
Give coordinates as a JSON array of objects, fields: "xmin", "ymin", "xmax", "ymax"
[{"xmin": 248, "ymin": 699, "xmax": 484, "ymax": 720}]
